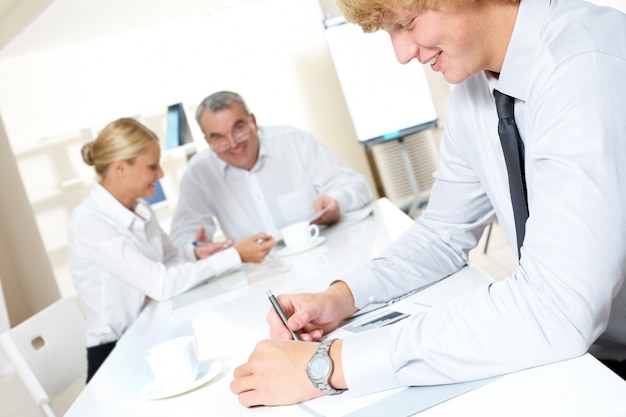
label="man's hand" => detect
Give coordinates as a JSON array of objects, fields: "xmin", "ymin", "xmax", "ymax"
[
  {"xmin": 231, "ymin": 340, "xmax": 323, "ymax": 407},
  {"xmin": 311, "ymin": 196, "xmax": 341, "ymax": 225},
  {"xmin": 235, "ymin": 233, "xmax": 277, "ymax": 263},
  {"xmin": 231, "ymin": 284, "xmax": 354, "ymax": 407},
  {"xmin": 267, "ymin": 282, "xmax": 357, "ymax": 342}
]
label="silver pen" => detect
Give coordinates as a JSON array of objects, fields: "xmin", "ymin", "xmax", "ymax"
[{"xmin": 266, "ymin": 290, "xmax": 300, "ymax": 341}]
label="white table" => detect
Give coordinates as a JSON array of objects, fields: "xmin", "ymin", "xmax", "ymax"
[{"xmin": 64, "ymin": 198, "xmax": 626, "ymax": 417}]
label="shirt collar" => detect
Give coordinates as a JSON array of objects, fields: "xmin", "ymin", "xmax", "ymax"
[
  {"xmin": 252, "ymin": 127, "xmax": 275, "ymax": 172},
  {"xmin": 92, "ymin": 182, "xmax": 150, "ymax": 229},
  {"xmin": 496, "ymin": 0, "xmax": 550, "ymax": 101}
]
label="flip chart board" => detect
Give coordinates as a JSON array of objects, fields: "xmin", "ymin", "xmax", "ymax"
[{"xmin": 325, "ymin": 17, "xmax": 438, "ymax": 146}]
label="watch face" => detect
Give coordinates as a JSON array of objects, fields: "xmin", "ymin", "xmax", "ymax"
[{"xmin": 308, "ymin": 355, "xmax": 331, "ymax": 380}]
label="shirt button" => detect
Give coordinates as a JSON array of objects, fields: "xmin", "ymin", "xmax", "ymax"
[{"xmin": 368, "ymin": 295, "xmax": 375, "ymax": 303}]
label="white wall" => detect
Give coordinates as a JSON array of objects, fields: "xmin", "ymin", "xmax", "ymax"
[
  {"xmin": 0, "ymin": 0, "xmax": 349, "ymax": 145},
  {"xmin": 0, "ymin": 0, "xmax": 376, "ymax": 303},
  {"xmin": 0, "ymin": 114, "xmax": 60, "ymax": 325}
]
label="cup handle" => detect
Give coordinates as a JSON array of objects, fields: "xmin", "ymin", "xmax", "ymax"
[{"xmin": 309, "ymin": 224, "xmax": 320, "ymax": 241}]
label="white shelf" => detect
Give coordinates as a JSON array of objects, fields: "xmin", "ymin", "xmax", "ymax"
[
  {"xmin": 12, "ymin": 127, "xmax": 92, "ymax": 156},
  {"xmin": 59, "ymin": 175, "xmax": 96, "ymax": 189}
]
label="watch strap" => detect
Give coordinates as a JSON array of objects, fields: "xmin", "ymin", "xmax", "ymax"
[{"xmin": 308, "ymin": 339, "xmax": 346, "ymax": 395}]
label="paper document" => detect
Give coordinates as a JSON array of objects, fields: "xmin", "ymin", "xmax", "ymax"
[
  {"xmin": 299, "ymin": 308, "xmax": 497, "ymax": 416},
  {"xmin": 342, "ymin": 308, "xmax": 409, "ymax": 333},
  {"xmin": 298, "ymin": 266, "xmax": 497, "ymax": 417},
  {"xmin": 299, "ymin": 377, "xmax": 497, "ymax": 417}
]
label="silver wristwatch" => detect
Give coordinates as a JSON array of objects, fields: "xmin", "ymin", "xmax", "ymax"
[{"xmin": 306, "ymin": 338, "xmax": 346, "ymax": 395}]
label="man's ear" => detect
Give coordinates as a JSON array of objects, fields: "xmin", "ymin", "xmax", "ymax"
[{"xmin": 249, "ymin": 113, "xmax": 258, "ymax": 129}]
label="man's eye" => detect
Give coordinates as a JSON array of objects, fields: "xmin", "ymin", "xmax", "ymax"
[{"xmin": 399, "ymin": 16, "xmax": 416, "ymax": 30}]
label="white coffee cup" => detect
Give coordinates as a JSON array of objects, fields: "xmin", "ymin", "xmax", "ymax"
[
  {"xmin": 144, "ymin": 335, "xmax": 199, "ymax": 388},
  {"xmin": 279, "ymin": 221, "xmax": 320, "ymax": 250}
]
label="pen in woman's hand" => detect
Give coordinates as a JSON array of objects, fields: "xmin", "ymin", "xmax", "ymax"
[
  {"xmin": 193, "ymin": 240, "xmax": 231, "ymax": 249},
  {"xmin": 266, "ymin": 289, "xmax": 301, "ymax": 341}
]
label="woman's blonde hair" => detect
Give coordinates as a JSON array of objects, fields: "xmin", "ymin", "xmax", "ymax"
[
  {"xmin": 81, "ymin": 117, "xmax": 159, "ymax": 178},
  {"xmin": 337, "ymin": 0, "xmax": 519, "ymax": 32}
]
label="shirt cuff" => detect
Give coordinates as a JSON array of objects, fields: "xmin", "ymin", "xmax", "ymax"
[
  {"xmin": 204, "ymin": 247, "xmax": 242, "ymax": 276},
  {"xmin": 342, "ymin": 264, "xmax": 383, "ymax": 309},
  {"xmin": 183, "ymin": 242, "xmax": 197, "ymax": 262},
  {"xmin": 342, "ymin": 326, "xmax": 401, "ymax": 396}
]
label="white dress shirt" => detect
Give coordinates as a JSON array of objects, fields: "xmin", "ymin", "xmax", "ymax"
[
  {"xmin": 341, "ymin": 0, "xmax": 626, "ymax": 395},
  {"xmin": 170, "ymin": 125, "xmax": 372, "ymax": 259},
  {"xmin": 67, "ymin": 184, "xmax": 241, "ymax": 347}
]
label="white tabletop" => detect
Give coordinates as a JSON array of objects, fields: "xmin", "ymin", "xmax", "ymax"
[{"xmin": 64, "ymin": 198, "xmax": 626, "ymax": 417}]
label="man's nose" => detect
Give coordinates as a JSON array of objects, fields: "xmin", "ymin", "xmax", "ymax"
[{"xmin": 389, "ymin": 32, "xmax": 419, "ymax": 65}]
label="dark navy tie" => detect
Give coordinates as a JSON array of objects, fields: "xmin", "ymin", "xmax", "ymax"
[{"xmin": 494, "ymin": 89, "xmax": 528, "ymax": 259}]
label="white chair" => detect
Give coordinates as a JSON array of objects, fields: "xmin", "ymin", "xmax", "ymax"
[{"xmin": 0, "ymin": 297, "xmax": 86, "ymax": 417}]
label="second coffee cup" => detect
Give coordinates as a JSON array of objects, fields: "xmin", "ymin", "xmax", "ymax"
[
  {"xmin": 144, "ymin": 335, "xmax": 199, "ymax": 389},
  {"xmin": 279, "ymin": 221, "xmax": 319, "ymax": 250}
]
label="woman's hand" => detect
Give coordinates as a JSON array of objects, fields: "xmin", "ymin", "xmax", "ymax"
[{"xmin": 193, "ymin": 226, "xmax": 235, "ymax": 259}]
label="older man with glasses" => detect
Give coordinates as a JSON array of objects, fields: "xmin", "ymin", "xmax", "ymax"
[{"xmin": 170, "ymin": 91, "xmax": 373, "ymax": 262}]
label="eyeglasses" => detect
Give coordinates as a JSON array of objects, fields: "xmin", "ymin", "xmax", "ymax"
[{"xmin": 207, "ymin": 119, "xmax": 253, "ymax": 151}]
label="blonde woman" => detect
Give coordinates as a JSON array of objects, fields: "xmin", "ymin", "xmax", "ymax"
[{"xmin": 68, "ymin": 118, "xmax": 275, "ymax": 381}]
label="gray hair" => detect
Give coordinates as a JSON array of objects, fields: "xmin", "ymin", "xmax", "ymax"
[{"xmin": 195, "ymin": 91, "xmax": 251, "ymax": 132}]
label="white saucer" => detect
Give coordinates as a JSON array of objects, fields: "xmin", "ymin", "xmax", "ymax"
[
  {"xmin": 338, "ymin": 206, "xmax": 374, "ymax": 227},
  {"xmin": 140, "ymin": 360, "xmax": 224, "ymax": 400},
  {"xmin": 276, "ymin": 237, "xmax": 325, "ymax": 256}
]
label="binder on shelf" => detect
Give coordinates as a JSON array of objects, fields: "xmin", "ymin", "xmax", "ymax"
[
  {"xmin": 164, "ymin": 105, "xmax": 181, "ymax": 150},
  {"xmin": 164, "ymin": 103, "xmax": 196, "ymax": 159}
]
